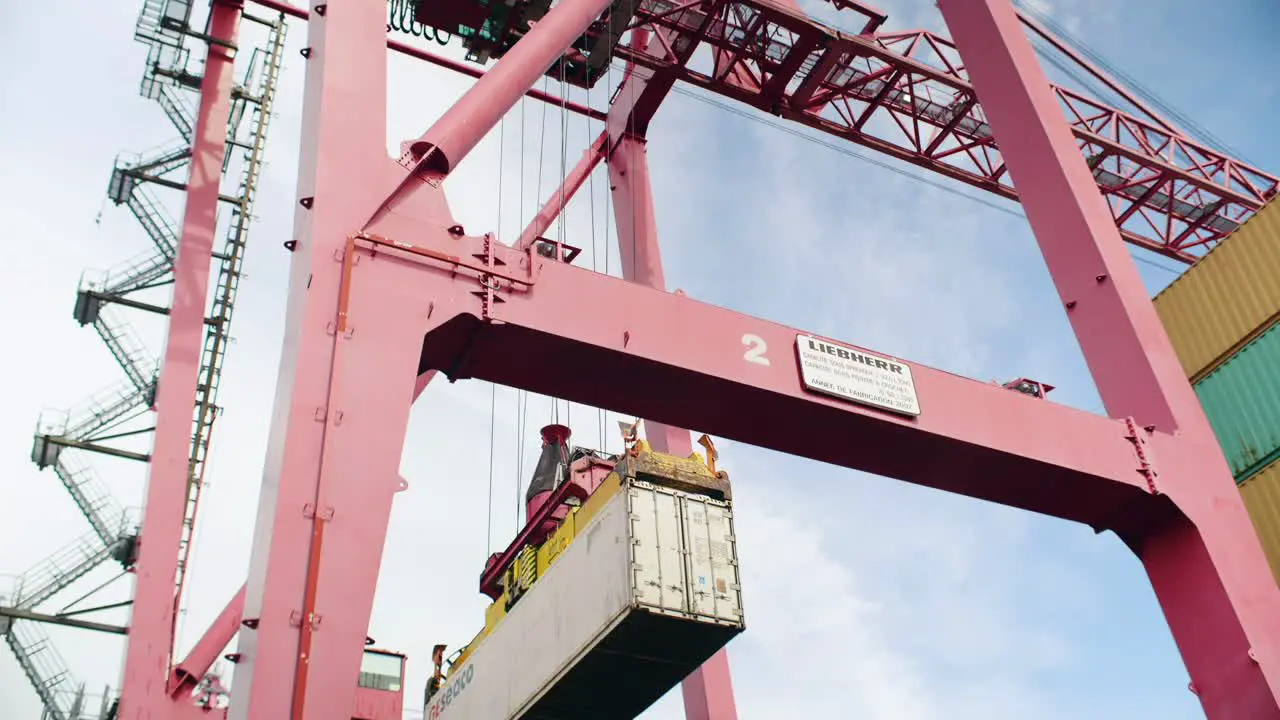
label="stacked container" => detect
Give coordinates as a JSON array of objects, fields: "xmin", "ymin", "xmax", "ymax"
[{"xmin": 1153, "ymin": 198, "xmax": 1280, "ymax": 581}]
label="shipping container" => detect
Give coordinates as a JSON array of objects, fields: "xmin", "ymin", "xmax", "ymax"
[
  {"xmin": 1153, "ymin": 198, "xmax": 1280, "ymax": 381},
  {"xmin": 432, "ymin": 478, "xmax": 744, "ymax": 720},
  {"xmin": 1241, "ymin": 461, "xmax": 1280, "ymax": 585},
  {"xmin": 1195, "ymin": 322, "xmax": 1280, "ymax": 482}
]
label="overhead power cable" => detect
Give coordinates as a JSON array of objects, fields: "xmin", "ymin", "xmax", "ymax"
[{"xmin": 1013, "ymin": 0, "xmax": 1256, "ymax": 166}]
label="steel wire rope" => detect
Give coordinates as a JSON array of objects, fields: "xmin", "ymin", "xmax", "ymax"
[
  {"xmin": 487, "ymin": 381, "xmax": 497, "ymax": 553},
  {"xmin": 1013, "ymin": 40, "xmax": 1222, "ymax": 276},
  {"xmin": 625, "ymin": 57, "xmax": 639, "ymax": 305},
  {"xmin": 619, "ymin": 33, "xmax": 642, "ymax": 449},
  {"xmin": 1013, "ymin": 0, "xmax": 1253, "ymax": 165},
  {"xmin": 530, "ymin": 71, "xmax": 575, "ymax": 431},
  {"xmin": 586, "ymin": 65, "xmax": 606, "ymax": 453},
  {"xmin": 601, "ymin": 26, "xmax": 618, "ymax": 453},
  {"xmin": 557, "ymin": 59, "xmax": 571, "ymax": 430},
  {"xmin": 386, "ymin": 0, "xmax": 453, "ymax": 45},
  {"xmin": 517, "ymin": 389, "xmax": 528, "ymax": 528},
  {"xmin": 486, "ymin": 112, "xmax": 506, "ymax": 556},
  {"xmin": 531, "ymin": 77, "xmax": 559, "ymax": 430},
  {"xmin": 515, "ymin": 83, "xmax": 531, "ymax": 533}
]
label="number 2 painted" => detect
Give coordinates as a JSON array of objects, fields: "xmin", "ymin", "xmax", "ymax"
[{"xmin": 741, "ymin": 334, "xmax": 770, "ymax": 366}]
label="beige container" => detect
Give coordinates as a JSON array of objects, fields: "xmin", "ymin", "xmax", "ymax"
[
  {"xmin": 1153, "ymin": 198, "xmax": 1280, "ymax": 382},
  {"xmin": 432, "ymin": 479, "xmax": 744, "ymax": 720},
  {"xmin": 1240, "ymin": 460, "xmax": 1280, "ymax": 585}
]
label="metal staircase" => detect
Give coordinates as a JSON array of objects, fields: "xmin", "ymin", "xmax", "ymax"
[
  {"xmin": 48, "ymin": 459, "xmax": 130, "ymax": 549},
  {"xmin": 9, "ymin": 533, "xmax": 126, "ymax": 611},
  {"xmin": 91, "ymin": 307, "xmax": 159, "ymax": 393},
  {"xmin": 1, "ymin": 529, "xmax": 130, "ymax": 720},
  {"xmin": 3, "ymin": 2, "xmax": 288, "ymax": 716},
  {"xmin": 109, "ymin": 171, "xmax": 179, "ymax": 257},
  {"xmin": 81, "ymin": 248, "xmax": 175, "ymax": 304},
  {"xmin": 45, "ymin": 377, "xmax": 152, "ymax": 448},
  {"xmin": 156, "ymin": 86, "xmax": 197, "ymax": 142},
  {"xmin": 5, "ymin": 620, "xmax": 77, "ymax": 720}
]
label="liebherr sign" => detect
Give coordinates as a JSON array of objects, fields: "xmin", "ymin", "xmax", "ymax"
[{"xmin": 796, "ymin": 335, "xmax": 920, "ymax": 417}]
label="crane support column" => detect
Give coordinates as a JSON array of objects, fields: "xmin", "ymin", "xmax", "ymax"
[
  {"xmin": 171, "ymin": 583, "xmax": 247, "ymax": 696},
  {"xmin": 228, "ymin": 1, "xmax": 415, "ymax": 717},
  {"xmin": 231, "ymin": 0, "xmax": 624, "ymax": 711},
  {"xmin": 609, "ymin": 134, "xmax": 740, "ymax": 720},
  {"xmin": 118, "ymin": 2, "xmax": 243, "ymax": 716},
  {"xmin": 937, "ymin": 0, "xmax": 1280, "ymax": 716}
]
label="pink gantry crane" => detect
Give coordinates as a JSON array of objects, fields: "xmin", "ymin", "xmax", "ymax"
[{"xmin": 83, "ymin": 0, "xmax": 1280, "ymax": 718}]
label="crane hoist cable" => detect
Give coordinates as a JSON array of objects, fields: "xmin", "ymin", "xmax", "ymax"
[
  {"xmin": 585, "ymin": 69, "xmax": 606, "ymax": 454},
  {"xmin": 557, "ymin": 59, "xmax": 571, "ymax": 431},
  {"xmin": 632, "ymin": 61, "xmax": 1183, "ymax": 277},
  {"xmin": 486, "ymin": 110, "xmax": 507, "ymax": 556},
  {"xmin": 514, "ymin": 85, "xmax": 532, "ymax": 534}
]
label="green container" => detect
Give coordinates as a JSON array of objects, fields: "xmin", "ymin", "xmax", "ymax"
[{"xmin": 1195, "ymin": 321, "xmax": 1280, "ymax": 483}]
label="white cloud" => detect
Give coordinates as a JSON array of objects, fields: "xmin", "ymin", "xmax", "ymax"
[{"xmin": 724, "ymin": 478, "xmax": 943, "ymax": 720}]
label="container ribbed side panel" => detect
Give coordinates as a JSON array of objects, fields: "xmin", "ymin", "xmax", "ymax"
[
  {"xmin": 1240, "ymin": 461, "xmax": 1280, "ymax": 586},
  {"xmin": 1195, "ymin": 322, "xmax": 1280, "ymax": 483},
  {"xmin": 1153, "ymin": 198, "xmax": 1280, "ymax": 381}
]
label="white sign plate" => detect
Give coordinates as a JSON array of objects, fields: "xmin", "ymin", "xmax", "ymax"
[{"xmin": 795, "ymin": 335, "xmax": 920, "ymax": 417}]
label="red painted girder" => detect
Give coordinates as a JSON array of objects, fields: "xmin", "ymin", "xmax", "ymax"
[
  {"xmin": 352, "ymin": 231, "xmax": 1149, "ymax": 528},
  {"xmin": 171, "ymin": 584, "xmax": 247, "ymax": 696},
  {"xmin": 611, "ymin": 0, "xmax": 1277, "ymax": 262}
]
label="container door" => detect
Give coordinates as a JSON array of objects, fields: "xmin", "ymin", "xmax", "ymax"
[
  {"xmin": 629, "ymin": 483, "xmax": 689, "ymax": 615},
  {"xmin": 681, "ymin": 495, "xmax": 743, "ymax": 624}
]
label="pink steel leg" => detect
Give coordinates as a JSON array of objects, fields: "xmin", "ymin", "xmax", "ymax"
[
  {"xmin": 227, "ymin": 0, "xmax": 427, "ymax": 717},
  {"xmin": 171, "ymin": 584, "xmax": 246, "ymax": 696},
  {"xmin": 610, "ymin": 135, "xmax": 740, "ymax": 720},
  {"xmin": 679, "ymin": 652, "xmax": 740, "ymax": 720},
  {"xmin": 937, "ymin": 0, "xmax": 1280, "ymax": 716},
  {"xmin": 116, "ymin": 3, "xmax": 243, "ymax": 717}
]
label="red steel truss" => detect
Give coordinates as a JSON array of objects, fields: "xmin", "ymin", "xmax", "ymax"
[
  {"xmin": 603, "ymin": 0, "xmax": 1278, "ymax": 263},
  {"xmin": 110, "ymin": 0, "xmax": 1280, "ymax": 718}
]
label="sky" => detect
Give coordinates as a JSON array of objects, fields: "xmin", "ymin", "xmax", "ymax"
[{"xmin": 0, "ymin": 0, "xmax": 1278, "ymax": 719}]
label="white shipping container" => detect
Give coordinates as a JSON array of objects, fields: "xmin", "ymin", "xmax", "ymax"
[{"xmin": 430, "ymin": 479, "xmax": 744, "ymax": 720}]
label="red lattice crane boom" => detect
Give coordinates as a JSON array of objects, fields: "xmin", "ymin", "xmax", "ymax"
[
  {"xmin": 616, "ymin": 0, "xmax": 1277, "ymax": 262},
  {"xmin": 420, "ymin": 0, "xmax": 1277, "ymax": 263}
]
